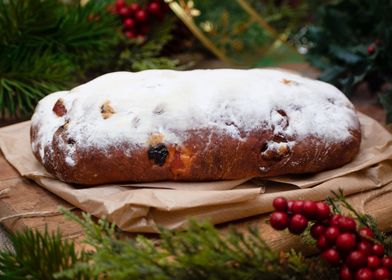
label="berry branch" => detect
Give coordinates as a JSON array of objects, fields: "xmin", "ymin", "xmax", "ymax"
[{"xmin": 270, "ymin": 195, "xmax": 392, "ymax": 280}]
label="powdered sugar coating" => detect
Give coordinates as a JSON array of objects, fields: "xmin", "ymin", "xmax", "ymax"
[{"xmin": 31, "ymin": 69, "xmax": 360, "ymax": 166}]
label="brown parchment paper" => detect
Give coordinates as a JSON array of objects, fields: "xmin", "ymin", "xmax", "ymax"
[{"xmin": 1, "ymin": 112, "xmax": 392, "ymax": 233}]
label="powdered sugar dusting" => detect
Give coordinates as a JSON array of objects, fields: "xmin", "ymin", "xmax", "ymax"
[{"xmin": 31, "ymin": 69, "xmax": 360, "ymax": 166}]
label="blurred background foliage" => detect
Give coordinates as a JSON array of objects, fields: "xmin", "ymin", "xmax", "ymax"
[{"xmin": 0, "ymin": 0, "xmax": 391, "ymax": 122}]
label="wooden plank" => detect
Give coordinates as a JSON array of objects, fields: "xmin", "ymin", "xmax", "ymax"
[{"xmin": 0, "ymin": 151, "xmax": 87, "ymax": 251}]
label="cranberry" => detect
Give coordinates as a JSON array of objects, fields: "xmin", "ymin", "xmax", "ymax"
[
  {"xmin": 147, "ymin": 2, "xmax": 161, "ymax": 15},
  {"xmin": 125, "ymin": 30, "xmax": 136, "ymax": 39},
  {"xmin": 347, "ymin": 251, "xmax": 367, "ymax": 269},
  {"xmin": 336, "ymin": 233, "xmax": 357, "ymax": 252},
  {"xmin": 291, "ymin": 200, "xmax": 304, "ymax": 214},
  {"xmin": 325, "ymin": 226, "xmax": 340, "ymax": 243},
  {"xmin": 310, "ymin": 223, "xmax": 326, "ymax": 239},
  {"xmin": 315, "ymin": 202, "xmax": 331, "ymax": 221},
  {"xmin": 303, "ymin": 200, "xmax": 318, "ymax": 219},
  {"xmin": 330, "ymin": 214, "xmax": 342, "ymax": 227},
  {"xmin": 382, "ymin": 256, "xmax": 392, "ymax": 270},
  {"xmin": 135, "ymin": 10, "xmax": 148, "ymax": 22},
  {"xmin": 339, "ymin": 216, "xmax": 357, "ymax": 232},
  {"xmin": 123, "ymin": 18, "xmax": 135, "ymax": 29},
  {"xmin": 368, "ymin": 44, "xmax": 376, "ymax": 55},
  {"xmin": 129, "ymin": 3, "xmax": 141, "ymax": 13},
  {"xmin": 115, "ymin": 0, "xmax": 126, "ymax": 11},
  {"xmin": 372, "ymin": 244, "xmax": 385, "ymax": 257},
  {"xmin": 340, "ymin": 265, "xmax": 354, "ymax": 280},
  {"xmin": 368, "ymin": 256, "xmax": 382, "ymax": 270},
  {"xmin": 356, "ymin": 268, "xmax": 374, "ymax": 280},
  {"xmin": 374, "ymin": 268, "xmax": 390, "ymax": 280},
  {"xmin": 322, "ymin": 248, "xmax": 341, "ymax": 265},
  {"xmin": 358, "ymin": 241, "xmax": 374, "ymax": 256},
  {"xmin": 359, "ymin": 228, "xmax": 375, "ymax": 240},
  {"xmin": 269, "ymin": 211, "xmax": 289, "ymax": 230},
  {"xmin": 288, "ymin": 214, "xmax": 308, "ymax": 234},
  {"xmin": 118, "ymin": 6, "xmax": 130, "ymax": 17},
  {"xmin": 272, "ymin": 197, "xmax": 288, "ymax": 211},
  {"xmin": 287, "ymin": 200, "xmax": 294, "ymax": 213},
  {"xmin": 317, "ymin": 235, "xmax": 331, "ymax": 251}
]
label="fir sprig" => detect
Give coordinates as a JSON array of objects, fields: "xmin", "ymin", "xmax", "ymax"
[
  {"xmin": 0, "ymin": 0, "xmax": 119, "ymax": 117},
  {"xmin": 0, "ymin": 208, "xmax": 342, "ymax": 280},
  {"xmin": 0, "ymin": 228, "xmax": 92, "ymax": 280},
  {"xmin": 0, "ymin": 0, "xmax": 177, "ymax": 118},
  {"xmin": 326, "ymin": 189, "xmax": 385, "ymax": 244},
  {"xmin": 61, "ymin": 209, "xmax": 312, "ymax": 280}
]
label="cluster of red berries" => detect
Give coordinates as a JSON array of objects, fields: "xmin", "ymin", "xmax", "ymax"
[
  {"xmin": 110, "ymin": 0, "xmax": 169, "ymax": 40},
  {"xmin": 270, "ymin": 197, "xmax": 392, "ymax": 280}
]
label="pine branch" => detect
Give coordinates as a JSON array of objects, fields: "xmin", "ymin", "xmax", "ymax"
[
  {"xmin": 59, "ymin": 209, "xmax": 338, "ymax": 280},
  {"xmin": 0, "ymin": 0, "xmax": 119, "ymax": 117},
  {"xmin": 327, "ymin": 189, "xmax": 385, "ymax": 243},
  {"xmin": 0, "ymin": 228, "xmax": 92, "ymax": 280}
]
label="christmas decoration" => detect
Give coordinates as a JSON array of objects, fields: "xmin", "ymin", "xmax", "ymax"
[
  {"xmin": 110, "ymin": 0, "xmax": 170, "ymax": 40},
  {"xmin": 269, "ymin": 193, "xmax": 392, "ymax": 279},
  {"xmin": 0, "ymin": 191, "xmax": 391, "ymax": 279},
  {"xmin": 303, "ymin": 0, "xmax": 392, "ymax": 122},
  {"xmin": 166, "ymin": 0, "xmax": 307, "ymax": 66}
]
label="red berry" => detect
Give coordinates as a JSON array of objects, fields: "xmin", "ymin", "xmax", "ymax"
[
  {"xmin": 322, "ymin": 248, "xmax": 341, "ymax": 265},
  {"xmin": 368, "ymin": 255, "xmax": 382, "ymax": 270},
  {"xmin": 359, "ymin": 228, "xmax": 375, "ymax": 241},
  {"xmin": 315, "ymin": 202, "xmax": 331, "ymax": 221},
  {"xmin": 288, "ymin": 214, "xmax": 308, "ymax": 234},
  {"xmin": 347, "ymin": 251, "xmax": 367, "ymax": 269},
  {"xmin": 330, "ymin": 214, "xmax": 342, "ymax": 227},
  {"xmin": 272, "ymin": 197, "xmax": 288, "ymax": 212},
  {"xmin": 339, "ymin": 216, "xmax": 357, "ymax": 232},
  {"xmin": 310, "ymin": 223, "xmax": 326, "ymax": 239},
  {"xmin": 303, "ymin": 200, "xmax": 318, "ymax": 219},
  {"xmin": 382, "ymin": 256, "xmax": 392, "ymax": 270},
  {"xmin": 123, "ymin": 18, "xmax": 135, "ymax": 29},
  {"xmin": 372, "ymin": 244, "xmax": 385, "ymax": 257},
  {"xmin": 269, "ymin": 211, "xmax": 289, "ymax": 230},
  {"xmin": 341, "ymin": 265, "xmax": 354, "ymax": 280},
  {"xmin": 325, "ymin": 226, "xmax": 340, "ymax": 243},
  {"xmin": 125, "ymin": 30, "xmax": 136, "ymax": 39},
  {"xmin": 287, "ymin": 200, "xmax": 294, "ymax": 213},
  {"xmin": 356, "ymin": 268, "xmax": 374, "ymax": 280},
  {"xmin": 317, "ymin": 235, "xmax": 331, "ymax": 251},
  {"xmin": 135, "ymin": 10, "xmax": 148, "ymax": 22},
  {"xmin": 118, "ymin": 6, "xmax": 130, "ymax": 17},
  {"xmin": 368, "ymin": 44, "xmax": 376, "ymax": 55},
  {"xmin": 374, "ymin": 268, "xmax": 390, "ymax": 280},
  {"xmin": 292, "ymin": 200, "xmax": 304, "ymax": 214},
  {"xmin": 115, "ymin": 0, "xmax": 126, "ymax": 11},
  {"xmin": 358, "ymin": 241, "xmax": 374, "ymax": 256},
  {"xmin": 336, "ymin": 233, "xmax": 357, "ymax": 252},
  {"xmin": 147, "ymin": 2, "xmax": 161, "ymax": 15},
  {"xmin": 129, "ymin": 3, "xmax": 141, "ymax": 13}
]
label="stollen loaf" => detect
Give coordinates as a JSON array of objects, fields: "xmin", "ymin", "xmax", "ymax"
[{"xmin": 30, "ymin": 69, "xmax": 361, "ymax": 185}]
